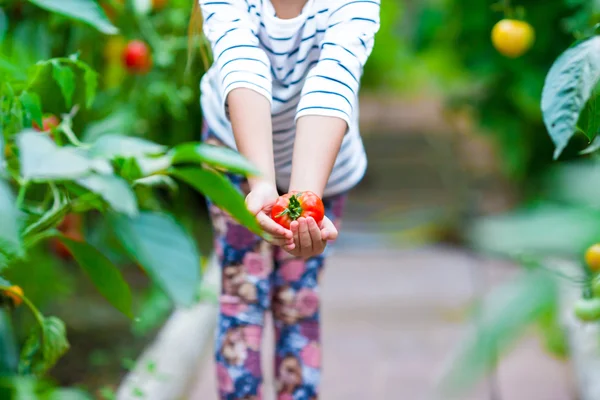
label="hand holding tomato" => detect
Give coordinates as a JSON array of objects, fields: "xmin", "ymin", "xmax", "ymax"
[
  {"xmin": 245, "ymin": 181, "xmax": 294, "ymax": 248},
  {"xmin": 271, "ymin": 191, "xmax": 337, "ymax": 258}
]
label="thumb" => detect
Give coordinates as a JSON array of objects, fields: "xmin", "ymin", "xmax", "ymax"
[{"xmin": 245, "ymin": 192, "xmax": 262, "ymax": 215}]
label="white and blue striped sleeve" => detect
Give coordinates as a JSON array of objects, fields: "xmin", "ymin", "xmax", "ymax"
[
  {"xmin": 295, "ymin": 0, "xmax": 380, "ymax": 127},
  {"xmin": 199, "ymin": 0, "xmax": 272, "ymax": 117}
]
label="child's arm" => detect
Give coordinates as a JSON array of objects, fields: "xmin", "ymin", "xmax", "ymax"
[
  {"xmin": 200, "ymin": 0, "xmax": 293, "ymax": 243},
  {"xmin": 286, "ymin": 0, "xmax": 381, "ymax": 257},
  {"xmin": 288, "ymin": 0, "xmax": 381, "ymax": 197}
]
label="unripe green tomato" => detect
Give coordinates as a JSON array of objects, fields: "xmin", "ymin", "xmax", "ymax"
[{"xmin": 574, "ymin": 297, "xmax": 600, "ymax": 322}]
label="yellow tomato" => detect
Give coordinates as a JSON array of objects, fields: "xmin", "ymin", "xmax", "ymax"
[
  {"xmin": 491, "ymin": 19, "xmax": 535, "ymax": 58},
  {"xmin": 586, "ymin": 243, "xmax": 600, "ymax": 272},
  {"xmin": 3, "ymin": 286, "xmax": 23, "ymax": 307}
]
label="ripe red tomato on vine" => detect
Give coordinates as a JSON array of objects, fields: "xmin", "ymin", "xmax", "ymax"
[
  {"xmin": 122, "ymin": 40, "xmax": 152, "ymax": 75},
  {"xmin": 51, "ymin": 214, "xmax": 84, "ymax": 260},
  {"xmin": 271, "ymin": 191, "xmax": 325, "ymax": 229},
  {"xmin": 32, "ymin": 115, "xmax": 60, "ymax": 132}
]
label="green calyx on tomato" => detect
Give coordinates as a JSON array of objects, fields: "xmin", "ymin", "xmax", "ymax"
[
  {"xmin": 271, "ymin": 191, "xmax": 325, "ymax": 229},
  {"xmin": 574, "ymin": 297, "xmax": 600, "ymax": 322},
  {"xmin": 276, "ymin": 193, "xmax": 303, "ymax": 221}
]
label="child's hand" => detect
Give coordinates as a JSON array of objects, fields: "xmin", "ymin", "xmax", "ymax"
[
  {"xmin": 284, "ymin": 216, "xmax": 338, "ymax": 259},
  {"xmin": 245, "ymin": 181, "xmax": 294, "ymax": 248}
]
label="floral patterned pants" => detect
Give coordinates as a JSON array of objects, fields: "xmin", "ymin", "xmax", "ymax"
[{"xmin": 205, "ymin": 140, "xmax": 346, "ymax": 400}]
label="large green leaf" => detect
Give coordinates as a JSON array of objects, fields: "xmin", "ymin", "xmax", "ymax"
[
  {"xmin": 108, "ymin": 212, "xmax": 201, "ymax": 306},
  {"xmin": 541, "ymin": 36, "xmax": 600, "ymax": 158},
  {"xmin": 468, "ymin": 203, "xmax": 600, "ymax": 258},
  {"xmin": 19, "ymin": 317, "xmax": 69, "ymax": 376},
  {"xmin": 89, "ymin": 135, "xmax": 166, "ymax": 159},
  {"xmin": 19, "ymin": 91, "xmax": 43, "ymax": 129},
  {"xmin": 439, "ymin": 269, "xmax": 557, "ymax": 395},
  {"xmin": 59, "ymin": 238, "xmax": 133, "ymax": 317},
  {"xmin": 77, "ymin": 174, "xmax": 138, "ymax": 217},
  {"xmin": 17, "ymin": 130, "xmax": 91, "ymax": 180},
  {"xmin": 169, "ymin": 143, "xmax": 260, "ymax": 176},
  {"xmin": 0, "ymin": 181, "xmax": 22, "ymax": 270},
  {"xmin": 171, "ymin": 167, "xmax": 261, "ymax": 234},
  {"xmin": 28, "ymin": 0, "xmax": 118, "ymax": 35},
  {"xmin": 51, "ymin": 61, "xmax": 75, "ymax": 108}
]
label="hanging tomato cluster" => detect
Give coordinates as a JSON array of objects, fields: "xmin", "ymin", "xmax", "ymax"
[{"xmin": 574, "ymin": 244, "xmax": 600, "ymax": 322}]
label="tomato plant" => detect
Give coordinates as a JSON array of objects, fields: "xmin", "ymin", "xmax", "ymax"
[
  {"xmin": 440, "ymin": 2, "xmax": 600, "ymax": 394},
  {"xmin": 271, "ymin": 191, "xmax": 325, "ymax": 229},
  {"xmin": 0, "ymin": 0, "xmax": 263, "ymax": 396}
]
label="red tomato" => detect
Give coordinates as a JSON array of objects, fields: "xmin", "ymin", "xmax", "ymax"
[
  {"xmin": 51, "ymin": 214, "xmax": 83, "ymax": 259},
  {"xmin": 122, "ymin": 40, "xmax": 152, "ymax": 74},
  {"xmin": 32, "ymin": 115, "xmax": 60, "ymax": 132},
  {"xmin": 271, "ymin": 191, "xmax": 325, "ymax": 229}
]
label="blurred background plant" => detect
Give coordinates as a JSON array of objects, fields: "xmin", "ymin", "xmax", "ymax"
[{"xmin": 0, "ymin": 0, "xmax": 261, "ymax": 397}]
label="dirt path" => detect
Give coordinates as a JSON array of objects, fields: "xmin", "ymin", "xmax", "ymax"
[{"xmin": 187, "ymin": 245, "xmax": 573, "ymax": 400}]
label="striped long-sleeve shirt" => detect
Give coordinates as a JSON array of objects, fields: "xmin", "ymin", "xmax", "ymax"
[{"xmin": 199, "ymin": 0, "xmax": 380, "ymax": 197}]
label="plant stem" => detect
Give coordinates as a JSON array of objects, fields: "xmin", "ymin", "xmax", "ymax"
[
  {"xmin": 16, "ymin": 180, "xmax": 29, "ymax": 208},
  {"xmin": 23, "ymin": 229, "xmax": 59, "ymax": 250},
  {"xmin": 60, "ymin": 123, "xmax": 85, "ymax": 147},
  {"xmin": 0, "ymin": 285, "xmax": 45, "ymax": 329}
]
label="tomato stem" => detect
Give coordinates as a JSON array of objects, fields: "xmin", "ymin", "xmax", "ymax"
[{"xmin": 276, "ymin": 193, "xmax": 303, "ymax": 221}]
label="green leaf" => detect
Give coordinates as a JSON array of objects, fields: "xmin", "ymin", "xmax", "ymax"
[
  {"xmin": 46, "ymin": 388, "xmax": 93, "ymax": 400},
  {"xmin": 17, "ymin": 130, "xmax": 91, "ymax": 180},
  {"xmin": 440, "ymin": 269, "xmax": 557, "ymax": 395},
  {"xmin": 579, "ymin": 135, "xmax": 600, "ymax": 154},
  {"xmin": 171, "ymin": 167, "xmax": 261, "ymax": 234},
  {"xmin": 28, "ymin": 0, "xmax": 118, "ymax": 35},
  {"xmin": 81, "ymin": 109, "xmax": 135, "ymax": 143},
  {"xmin": 51, "ymin": 61, "xmax": 75, "ymax": 108},
  {"xmin": 19, "ymin": 317, "xmax": 69, "ymax": 376},
  {"xmin": 89, "ymin": 135, "xmax": 167, "ymax": 159},
  {"xmin": 542, "ymin": 161, "xmax": 600, "ymax": 209},
  {"xmin": 0, "ymin": 8, "xmax": 7, "ymax": 43},
  {"xmin": 169, "ymin": 143, "xmax": 260, "ymax": 176},
  {"xmin": 467, "ymin": 203, "xmax": 600, "ymax": 258},
  {"xmin": 0, "ymin": 181, "xmax": 22, "ymax": 270},
  {"xmin": 19, "ymin": 91, "xmax": 43, "ymax": 129},
  {"xmin": 541, "ymin": 36, "xmax": 600, "ymax": 159},
  {"xmin": 77, "ymin": 174, "xmax": 138, "ymax": 217},
  {"xmin": 0, "ymin": 310, "xmax": 19, "ymax": 376},
  {"xmin": 108, "ymin": 212, "xmax": 201, "ymax": 306},
  {"xmin": 133, "ymin": 175, "xmax": 178, "ymax": 192},
  {"xmin": 0, "ymin": 134, "xmax": 5, "ymax": 175},
  {"xmin": 81, "ymin": 62, "xmax": 98, "ymax": 108},
  {"xmin": 0, "ymin": 134, "xmax": 5, "ymax": 174},
  {"xmin": 132, "ymin": 285, "xmax": 172, "ymax": 337},
  {"xmin": 59, "ymin": 238, "xmax": 133, "ymax": 317},
  {"xmin": 0, "ymin": 376, "xmax": 40, "ymax": 400}
]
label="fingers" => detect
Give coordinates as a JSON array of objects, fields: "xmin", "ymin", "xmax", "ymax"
[
  {"xmin": 298, "ymin": 218, "xmax": 312, "ymax": 253},
  {"xmin": 270, "ymin": 237, "xmax": 294, "ymax": 247},
  {"xmin": 256, "ymin": 212, "xmax": 293, "ymax": 239},
  {"xmin": 291, "ymin": 220, "xmax": 301, "ymax": 252},
  {"xmin": 320, "ymin": 216, "xmax": 339, "ymax": 241},
  {"xmin": 307, "ymin": 217, "xmax": 322, "ymax": 242}
]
